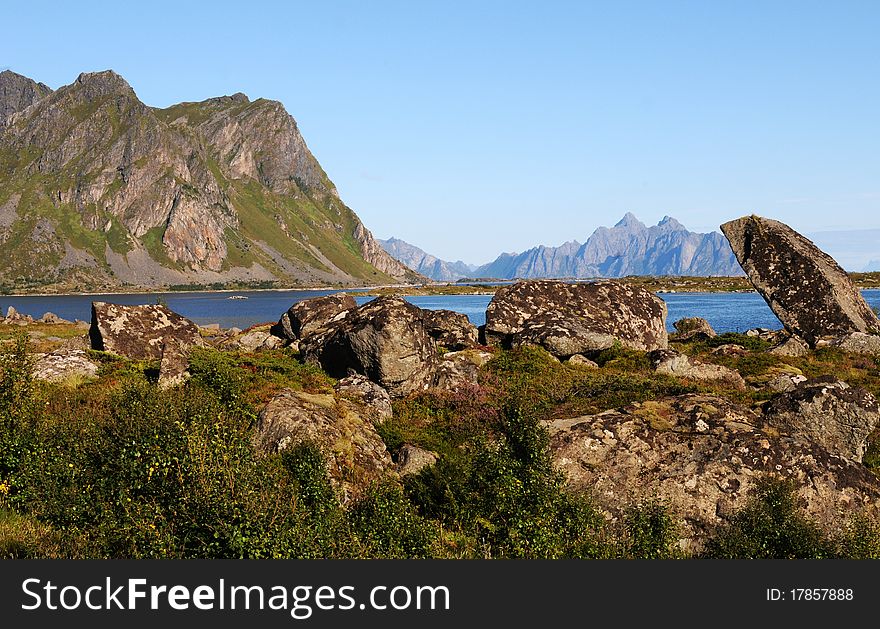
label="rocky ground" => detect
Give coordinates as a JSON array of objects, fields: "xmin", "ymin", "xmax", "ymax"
[{"xmin": 2, "ymin": 215, "xmax": 880, "ymax": 558}]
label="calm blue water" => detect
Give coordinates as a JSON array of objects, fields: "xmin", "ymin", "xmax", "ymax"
[{"xmin": 2, "ymin": 289, "xmax": 879, "ymax": 333}]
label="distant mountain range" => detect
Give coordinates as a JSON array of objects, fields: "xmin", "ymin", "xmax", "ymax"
[
  {"xmin": 381, "ymin": 213, "xmax": 743, "ymax": 281},
  {"xmin": 865, "ymin": 260, "xmax": 880, "ymax": 272},
  {"xmin": 378, "ymin": 237, "xmax": 476, "ymax": 282}
]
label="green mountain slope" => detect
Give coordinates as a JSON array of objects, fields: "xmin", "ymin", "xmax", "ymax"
[{"xmin": 0, "ymin": 70, "xmax": 420, "ymax": 292}]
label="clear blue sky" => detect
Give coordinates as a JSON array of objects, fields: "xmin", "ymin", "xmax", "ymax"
[{"xmin": 3, "ymin": 0, "xmax": 879, "ymax": 265}]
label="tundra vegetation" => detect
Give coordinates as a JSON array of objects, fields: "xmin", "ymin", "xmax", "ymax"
[{"xmin": 2, "ymin": 322, "xmax": 880, "ymax": 559}]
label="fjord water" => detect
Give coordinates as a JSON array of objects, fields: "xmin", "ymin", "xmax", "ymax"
[{"xmin": 3, "ymin": 289, "xmax": 880, "ymax": 333}]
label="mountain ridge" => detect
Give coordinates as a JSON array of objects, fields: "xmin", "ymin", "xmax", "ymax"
[
  {"xmin": 0, "ymin": 69, "xmax": 419, "ymax": 291},
  {"xmin": 382, "ymin": 213, "xmax": 743, "ymax": 281}
]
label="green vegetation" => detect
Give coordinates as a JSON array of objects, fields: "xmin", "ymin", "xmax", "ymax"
[{"xmin": 3, "ymin": 325, "xmax": 879, "ymax": 559}]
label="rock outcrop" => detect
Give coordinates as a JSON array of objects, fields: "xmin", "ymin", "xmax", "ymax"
[
  {"xmin": 272, "ymin": 293, "xmax": 357, "ymax": 342},
  {"xmin": 763, "ymin": 377, "xmax": 880, "ymax": 463},
  {"xmin": 89, "ymin": 302, "xmax": 202, "ymax": 360},
  {"xmin": 672, "ymin": 317, "xmax": 716, "ymax": 341},
  {"xmin": 0, "ymin": 70, "xmax": 52, "ymax": 124},
  {"xmin": 648, "ymin": 349, "xmax": 746, "ymax": 390},
  {"xmin": 254, "ymin": 389, "xmax": 393, "ymax": 500},
  {"xmin": 833, "ymin": 332, "xmax": 880, "ymax": 356},
  {"xmin": 32, "ymin": 349, "xmax": 99, "ymax": 383},
  {"xmin": 396, "ymin": 444, "xmax": 438, "ymax": 476},
  {"xmin": 549, "ymin": 394, "xmax": 880, "ymax": 550},
  {"xmin": 334, "ymin": 374, "xmax": 393, "ymax": 421},
  {"xmin": 422, "ymin": 309, "xmax": 479, "ymax": 350},
  {"xmin": 721, "ymin": 215, "xmax": 880, "ymax": 346},
  {"xmin": 301, "ymin": 296, "xmax": 439, "ymax": 397},
  {"xmin": 484, "ymin": 280, "xmax": 668, "ymax": 356}
]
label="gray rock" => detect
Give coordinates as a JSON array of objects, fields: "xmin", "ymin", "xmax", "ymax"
[
  {"xmin": 158, "ymin": 339, "xmax": 192, "ymax": 390},
  {"xmin": 722, "ymin": 215, "xmax": 880, "ymax": 346},
  {"xmin": 301, "ymin": 296, "xmax": 439, "ymax": 398},
  {"xmin": 255, "ymin": 389, "xmax": 394, "ymax": 500},
  {"xmin": 422, "ymin": 309, "xmax": 478, "ymax": 350},
  {"xmin": 397, "ymin": 444, "xmax": 438, "ymax": 476},
  {"xmin": 769, "ymin": 336, "xmax": 810, "ymax": 357},
  {"xmin": 433, "ymin": 349, "xmax": 494, "ymax": 390},
  {"xmin": 272, "ymin": 293, "xmax": 356, "ymax": 342},
  {"xmin": 335, "ymin": 374, "xmax": 393, "ymax": 421},
  {"xmin": 767, "ymin": 373, "xmax": 807, "ymax": 393},
  {"xmin": 649, "ymin": 349, "xmax": 746, "ymax": 390},
  {"xmin": 567, "ymin": 354, "xmax": 599, "ymax": 368},
  {"xmin": 763, "ymin": 377, "xmax": 880, "ymax": 463},
  {"xmin": 711, "ymin": 344, "xmax": 748, "ymax": 357},
  {"xmin": 672, "ymin": 317, "xmax": 716, "ymax": 341},
  {"xmin": 89, "ymin": 302, "xmax": 202, "ymax": 360},
  {"xmin": 32, "ymin": 349, "xmax": 99, "ymax": 383},
  {"xmin": 39, "ymin": 312, "xmax": 69, "ymax": 324},
  {"xmin": 833, "ymin": 332, "xmax": 880, "ymax": 356},
  {"xmin": 484, "ymin": 280, "xmax": 668, "ymax": 356},
  {"xmin": 549, "ymin": 394, "xmax": 880, "ymax": 552}
]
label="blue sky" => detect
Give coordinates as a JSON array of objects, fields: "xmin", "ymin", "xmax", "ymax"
[{"xmin": 3, "ymin": 1, "xmax": 879, "ymax": 265}]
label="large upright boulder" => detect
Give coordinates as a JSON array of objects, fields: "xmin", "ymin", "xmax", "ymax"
[
  {"xmin": 301, "ymin": 296, "xmax": 439, "ymax": 398},
  {"xmin": 422, "ymin": 309, "xmax": 479, "ymax": 350},
  {"xmin": 89, "ymin": 302, "xmax": 202, "ymax": 360},
  {"xmin": 272, "ymin": 293, "xmax": 357, "ymax": 342},
  {"xmin": 484, "ymin": 280, "xmax": 668, "ymax": 356},
  {"xmin": 721, "ymin": 215, "xmax": 880, "ymax": 346}
]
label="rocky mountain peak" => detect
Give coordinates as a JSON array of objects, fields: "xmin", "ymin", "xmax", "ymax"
[
  {"xmin": 614, "ymin": 211, "xmax": 646, "ymax": 229},
  {"xmin": 0, "ymin": 69, "xmax": 53, "ymax": 123},
  {"xmin": 657, "ymin": 215, "xmax": 685, "ymax": 230},
  {"xmin": 73, "ymin": 70, "xmax": 136, "ymax": 98}
]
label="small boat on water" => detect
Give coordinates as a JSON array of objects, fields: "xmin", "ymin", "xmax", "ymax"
[{"xmin": 227, "ymin": 295, "xmax": 249, "ymax": 300}]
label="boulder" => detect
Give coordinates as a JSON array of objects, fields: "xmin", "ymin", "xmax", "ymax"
[
  {"xmin": 157, "ymin": 340, "xmax": 192, "ymax": 390},
  {"xmin": 272, "ymin": 293, "xmax": 356, "ymax": 342},
  {"xmin": 255, "ymin": 389, "xmax": 394, "ymax": 500},
  {"xmin": 397, "ymin": 444, "xmax": 438, "ymax": 476},
  {"xmin": 711, "ymin": 344, "xmax": 748, "ymax": 357},
  {"xmin": 567, "ymin": 354, "xmax": 599, "ymax": 368},
  {"xmin": 721, "ymin": 215, "xmax": 880, "ymax": 346},
  {"xmin": 3, "ymin": 306, "xmax": 32, "ymax": 324},
  {"xmin": 672, "ymin": 317, "xmax": 716, "ymax": 341},
  {"xmin": 484, "ymin": 280, "xmax": 668, "ymax": 356},
  {"xmin": 422, "ymin": 309, "xmax": 479, "ymax": 350},
  {"xmin": 648, "ymin": 349, "xmax": 747, "ymax": 391},
  {"xmin": 32, "ymin": 349, "xmax": 99, "ymax": 383},
  {"xmin": 433, "ymin": 349, "xmax": 494, "ymax": 390},
  {"xmin": 832, "ymin": 332, "xmax": 880, "ymax": 356},
  {"xmin": 89, "ymin": 302, "xmax": 202, "ymax": 361},
  {"xmin": 39, "ymin": 312, "xmax": 69, "ymax": 324},
  {"xmin": 767, "ymin": 373, "xmax": 807, "ymax": 393},
  {"xmin": 768, "ymin": 336, "xmax": 810, "ymax": 357},
  {"xmin": 334, "ymin": 374, "xmax": 393, "ymax": 421},
  {"xmin": 763, "ymin": 377, "xmax": 880, "ymax": 463},
  {"xmin": 549, "ymin": 394, "xmax": 880, "ymax": 551},
  {"xmin": 301, "ymin": 296, "xmax": 439, "ymax": 398},
  {"xmin": 233, "ymin": 328, "xmax": 284, "ymax": 352}
]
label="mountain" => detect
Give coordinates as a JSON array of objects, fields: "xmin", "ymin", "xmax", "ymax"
[
  {"xmin": 473, "ymin": 213, "xmax": 743, "ymax": 279},
  {"xmin": 0, "ymin": 69, "xmax": 419, "ymax": 291},
  {"xmin": 864, "ymin": 260, "xmax": 880, "ymax": 272},
  {"xmin": 378, "ymin": 237, "xmax": 475, "ymax": 282}
]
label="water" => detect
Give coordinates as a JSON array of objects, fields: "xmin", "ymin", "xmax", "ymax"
[{"xmin": 2, "ymin": 289, "xmax": 879, "ymax": 333}]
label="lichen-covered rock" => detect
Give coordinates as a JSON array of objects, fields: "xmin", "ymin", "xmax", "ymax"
[
  {"xmin": 763, "ymin": 377, "xmax": 880, "ymax": 463},
  {"xmin": 721, "ymin": 215, "xmax": 880, "ymax": 346},
  {"xmin": 832, "ymin": 332, "xmax": 880, "ymax": 356},
  {"xmin": 334, "ymin": 374, "xmax": 393, "ymax": 421},
  {"xmin": 157, "ymin": 339, "xmax": 192, "ymax": 390},
  {"xmin": 422, "ymin": 309, "xmax": 478, "ymax": 350},
  {"xmin": 32, "ymin": 349, "xmax": 99, "ymax": 382},
  {"xmin": 272, "ymin": 293, "xmax": 357, "ymax": 342},
  {"xmin": 672, "ymin": 317, "xmax": 716, "ymax": 341},
  {"xmin": 484, "ymin": 280, "xmax": 668, "ymax": 356},
  {"xmin": 89, "ymin": 302, "xmax": 202, "ymax": 360},
  {"xmin": 648, "ymin": 349, "xmax": 746, "ymax": 390},
  {"xmin": 711, "ymin": 344, "xmax": 748, "ymax": 357},
  {"xmin": 397, "ymin": 444, "xmax": 438, "ymax": 476},
  {"xmin": 549, "ymin": 394, "xmax": 880, "ymax": 551},
  {"xmin": 767, "ymin": 373, "xmax": 807, "ymax": 393},
  {"xmin": 301, "ymin": 296, "xmax": 439, "ymax": 398},
  {"xmin": 254, "ymin": 389, "xmax": 394, "ymax": 500},
  {"xmin": 768, "ymin": 335, "xmax": 810, "ymax": 357},
  {"xmin": 433, "ymin": 349, "xmax": 494, "ymax": 390}
]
